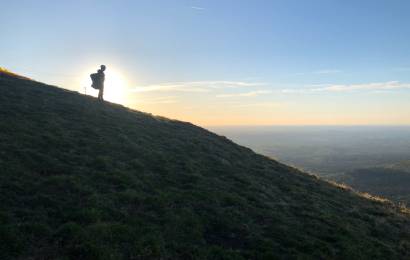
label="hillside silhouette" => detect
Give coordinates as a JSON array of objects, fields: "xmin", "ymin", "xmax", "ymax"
[{"xmin": 1, "ymin": 73, "xmax": 410, "ymax": 259}]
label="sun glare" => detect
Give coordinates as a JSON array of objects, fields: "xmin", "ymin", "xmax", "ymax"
[{"xmin": 81, "ymin": 68, "xmax": 129, "ymax": 105}]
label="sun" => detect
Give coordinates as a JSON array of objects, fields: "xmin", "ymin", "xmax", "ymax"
[
  {"xmin": 81, "ymin": 67, "xmax": 129, "ymax": 105},
  {"xmin": 103, "ymin": 69, "xmax": 128, "ymax": 104}
]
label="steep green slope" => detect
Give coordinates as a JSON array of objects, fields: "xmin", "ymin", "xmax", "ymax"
[{"xmin": 0, "ymin": 74, "xmax": 409, "ymax": 259}]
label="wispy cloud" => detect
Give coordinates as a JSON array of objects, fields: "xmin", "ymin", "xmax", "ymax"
[
  {"xmin": 130, "ymin": 83, "xmax": 209, "ymax": 93},
  {"xmin": 197, "ymin": 81, "xmax": 264, "ymax": 88},
  {"xmin": 281, "ymin": 81, "xmax": 410, "ymax": 94},
  {"xmin": 232, "ymin": 102, "xmax": 281, "ymax": 108},
  {"xmin": 280, "ymin": 89, "xmax": 311, "ymax": 94},
  {"xmin": 130, "ymin": 80, "xmax": 264, "ymax": 93},
  {"xmin": 191, "ymin": 6, "xmax": 205, "ymax": 10},
  {"xmin": 313, "ymin": 69, "xmax": 342, "ymax": 74},
  {"xmin": 216, "ymin": 90, "xmax": 272, "ymax": 98},
  {"xmin": 138, "ymin": 96, "xmax": 178, "ymax": 104},
  {"xmin": 312, "ymin": 81, "xmax": 410, "ymax": 92}
]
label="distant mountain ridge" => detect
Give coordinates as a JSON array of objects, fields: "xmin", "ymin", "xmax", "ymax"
[
  {"xmin": 386, "ymin": 160, "xmax": 410, "ymax": 173},
  {"xmin": 337, "ymin": 164, "xmax": 410, "ymax": 206},
  {"xmin": 1, "ymin": 73, "xmax": 410, "ymax": 259}
]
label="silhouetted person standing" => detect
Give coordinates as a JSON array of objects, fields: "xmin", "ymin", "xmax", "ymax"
[
  {"xmin": 96, "ymin": 65, "xmax": 106, "ymax": 101},
  {"xmin": 91, "ymin": 65, "xmax": 106, "ymax": 101}
]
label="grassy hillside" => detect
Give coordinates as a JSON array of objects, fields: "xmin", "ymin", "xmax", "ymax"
[{"xmin": 1, "ymin": 73, "xmax": 410, "ymax": 259}]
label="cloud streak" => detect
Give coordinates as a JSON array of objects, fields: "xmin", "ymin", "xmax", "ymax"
[
  {"xmin": 130, "ymin": 80, "xmax": 264, "ymax": 93},
  {"xmin": 281, "ymin": 81, "xmax": 410, "ymax": 94},
  {"xmin": 312, "ymin": 81, "xmax": 410, "ymax": 92},
  {"xmin": 191, "ymin": 6, "xmax": 205, "ymax": 10},
  {"xmin": 138, "ymin": 96, "xmax": 179, "ymax": 104},
  {"xmin": 216, "ymin": 90, "xmax": 272, "ymax": 98},
  {"xmin": 221, "ymin": 100, "xmax": 282, "ymax": 108},
  {"xmin": 130, "ymin": 84, "xmax": 209, "ymax": 93},
  {"xmin": 313, "ymin": 69, "xmax": 342, "ymax": 74}
]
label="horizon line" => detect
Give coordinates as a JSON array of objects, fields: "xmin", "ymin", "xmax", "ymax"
[{"xmin": 206, "ymin": 124, "xmax": 410, "ymax": 128}]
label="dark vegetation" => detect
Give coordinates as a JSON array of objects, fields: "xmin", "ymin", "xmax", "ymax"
[{"xmin": 1, "ymin": 73, "xmax": 410, "ymax": 259}]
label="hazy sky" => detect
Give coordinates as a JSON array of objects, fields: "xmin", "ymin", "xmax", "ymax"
[{"xmin": 2, "ymin": 0, "xmax": 410, "ymax": 126}]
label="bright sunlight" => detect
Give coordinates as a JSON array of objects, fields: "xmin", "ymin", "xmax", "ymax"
[{"xmin": 81, "ymin": 67, "xmax": 129, "ymax": 105}]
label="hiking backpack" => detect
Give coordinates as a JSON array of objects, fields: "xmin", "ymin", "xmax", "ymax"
[{"xmin": 90, "ymin": 73, "xmax": 100, "ymax": 89}]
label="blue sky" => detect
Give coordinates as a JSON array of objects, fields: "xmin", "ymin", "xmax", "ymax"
[{"xmin": 2, "ymin": 0, "xmax": 410, "ymax": 125}]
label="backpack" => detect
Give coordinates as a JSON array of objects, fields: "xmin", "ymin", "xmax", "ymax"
[{"xmin": 90, "ymin": 73, "xmax": 100, "ymax": 89}]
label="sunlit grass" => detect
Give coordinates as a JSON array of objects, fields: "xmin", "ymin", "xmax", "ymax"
[{"xmin": 0, "ymin": 67, "xmax": 31, "ymax": 80}]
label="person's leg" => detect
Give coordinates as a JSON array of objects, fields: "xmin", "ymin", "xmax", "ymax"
[{"xmin": 100, "ymin": 87, "xmax": 104, "ymax": 101}]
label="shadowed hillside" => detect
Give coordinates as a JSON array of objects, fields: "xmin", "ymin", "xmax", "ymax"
[{"xmin": 1, "ymin": 74, "xmax": 410, "ymax": 259}]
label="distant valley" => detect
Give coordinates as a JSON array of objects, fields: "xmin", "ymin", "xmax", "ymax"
[{"xmin": 211, "ymin": 126, "xmax": 410, "ymax": 205}]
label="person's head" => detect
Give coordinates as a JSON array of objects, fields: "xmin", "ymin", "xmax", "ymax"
[{"xmin": 100, "ymin": 65, "xmax": 106, "ymax": 71}]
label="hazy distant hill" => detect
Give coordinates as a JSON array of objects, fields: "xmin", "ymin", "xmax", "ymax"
[
  {"xmin": 335, "ymin": 162, "xmax": 410, "ymax": 206},
  {"xmin": 211, "ymin": 126, "xmax": 410, "ymax": 178},
  {"xmin": 212, "ymin": 126, "xmax": 410, "ymax": 207},
  {"xmin": 1, "ymin": 74, "xmax": 410, "ymax": 259},
  {"xmin": 386, "ymin": 160, "xmax": 410, "ymax": 173}
]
